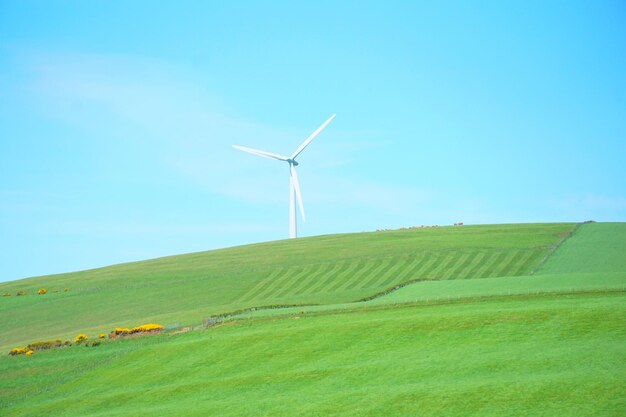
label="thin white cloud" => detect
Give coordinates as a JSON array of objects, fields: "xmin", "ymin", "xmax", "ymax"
[
  {"xmin": 16, "ymin": 49, "xmax": 570, "ymax": 235},
  {"xmin": 19, "ymin": 50, "xmax": 297, "ymax": 183},
  {"xmin": 17, "ymin": 51, "xmax": 401, "ymax": 218}
]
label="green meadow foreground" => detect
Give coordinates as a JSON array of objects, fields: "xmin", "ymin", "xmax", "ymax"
[
  {"xmin": 2, "ymin": 293, "xmax": 623, "ymax": 417},
  {"xmin": 1, "ymin": 222, "xmax": 625, "ymax": 416}
]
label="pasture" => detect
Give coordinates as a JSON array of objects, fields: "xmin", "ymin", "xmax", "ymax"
[
  {"xmin": 0, "ymin": 223, "xmax": 573, "ymax": 352},
  {"xmin": 1, "ymin": 292, "xmax": 623, "ymax": 416},
  {"xmin": 1, "ymin": 222, "xmax": 624, "ymax": 416}
]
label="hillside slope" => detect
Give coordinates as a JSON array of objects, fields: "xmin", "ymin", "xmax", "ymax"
[
  {"xmin": 1, "ymin": 222, "xmax": 625, "ymax": 416},
  {"xmin": 2, "ymin": 293, "xmax": 624, "ymax": 416},
  {"xmin": 0, "ymin": 223, "xmax": 573, "ymax": 351},
  {"xmin": 237, "ymin": 222, "xmax": 626, "ymax": 320}
]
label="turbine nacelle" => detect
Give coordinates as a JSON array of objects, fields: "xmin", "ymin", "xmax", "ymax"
[{"xmin": 233, "ymin": 114, "xmax": 336, "ymax": 239}]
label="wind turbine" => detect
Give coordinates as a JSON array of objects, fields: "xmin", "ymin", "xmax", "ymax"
[{"xmin": 233, "ymin": 114, "xmax": 336, "ymax": 239}]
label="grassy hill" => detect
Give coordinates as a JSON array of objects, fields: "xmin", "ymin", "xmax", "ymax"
[
  {"xmin": 0, "ymin": 223, "xmax": 573, "ymax": 352},
  {"xmin": 1, "ymin": 222, "xmax": 625, "ymax": 416},
  {"xmin": 237, "ymin": 222, "xmax": 626, "ymax": 320}
]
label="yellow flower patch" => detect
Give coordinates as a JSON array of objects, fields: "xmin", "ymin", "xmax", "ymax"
[
  {"xmin": 9, "ymin": 347, "xmax": 28, "ymax": 356},
  {"xmin": 131, "ymin": 323, "xmax": 165, "ymax": 333}
]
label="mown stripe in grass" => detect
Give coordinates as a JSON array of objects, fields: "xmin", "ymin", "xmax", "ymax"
[
  {"xmin": 238, "ymin": 268, "xmax": 286, "ymax": 302},
  {"xmin": 459, "ymin": 251, "xmax": 484, "ymax": 277},
  {"xmin": 523, "ymin": 249, "xmax": 545, "ymax": 274},
  {"xmin": 336, "ymin": 259, "xmax": 379, "ymax": 291},
  {"xmin": 459, "ymin": 251, "xmax": 483, "ymax": 277},
  {"xmin": 456, "ymin": 251, "xmax": 487, "ymax": 279},
  {"xmin": 330, "ymin": 259, "xmax": 371, "ymax": 292},
  {"xmin": 252, "ymin": 266, "xmax": 300, "ymax": 300},
  {"xmin": 354, "ymin": 258, "xmax": 385, "ymax": 290},
  {"xmin": 474, "ymin": 252, "xmax": 507, "ymax": 278},
  {"xmin": 346, "ymin": 259, "xmax": 385, "ymax": 290},
  {"xmin": 358, "ymin": 257, "xmax": 396, "ymax": 289},
  {"xmin": 429, "ymin": 253, "xmax": 459, "ymax": 280},
  {"xmin": 400, "ymin": 253, "xmax": 436, "ymax": 281},
  {"xmin": 306, "ymin": 262, "xmax": 348, "ymax": 295},
  {"xmin": 460, "ymin": 251, "xmax": 492, "ymax": 279},
  {"xmin": 507, "ymin": 250, "xmax": 538, "ymax": 277},
  {"xmin": 327, "ymin": 259, "xmax": 366, "ymax": 292},
  {"xmin": 442, "ymin": 252, "xmax": 472, "ymax": 280},
  {"xmin": 292, "ymin": 263, "xmax": 335, "ymax": 296},
  {"xmin": 492, "ymin": 250, "xmax": 525, "ymax": 278},
  {"xmin": 331, "ymin": 260, "xmax": 352, "ymax": 280},
  {"xmin": 455, "ymin": 251, "xmax": 483, "ymax": 279},
  {"xmin": 378, "ymin": 255, "xmax": 416, "ymax": 288},
  {"xmin": 290, "ymin": 264, "xmax": 331, "ymax": 296},
  {"xmin": 273, "ymin": 266, "xmax": 315, "ymax": 298}
]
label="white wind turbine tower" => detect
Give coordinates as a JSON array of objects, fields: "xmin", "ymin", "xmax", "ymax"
[{"xmin": 233, "ymin": 114, "xmax": 336, "ymax": 239}]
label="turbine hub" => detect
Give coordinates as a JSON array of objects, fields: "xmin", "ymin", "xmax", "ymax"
[{"xmin": 288, "ymin": 159, "xmax": 299, "ymax": 166}]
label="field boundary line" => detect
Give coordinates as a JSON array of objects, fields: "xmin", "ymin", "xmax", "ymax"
[
  {"xmin": 531, "ymin": 222, "xmax": 583, "ymax": 275},
  {"xmin": 216, "ymin": 286, "xmax": 626, "ymax": 323}
]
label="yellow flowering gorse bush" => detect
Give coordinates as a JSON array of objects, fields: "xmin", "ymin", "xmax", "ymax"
[
  {"xmin": 112, "ymin": 323, "xmax": 164, "ymax": 337},
  {"xmin": 132, "ymin": 323, "xmax": 165, "ymax": 333},
  {"xmin": 9, "ymin": 347, "xmax": 29, "ymax": 356},
  {"xmin": 113, "ymin": 327, "xmax": 131, "ymax": 336}
]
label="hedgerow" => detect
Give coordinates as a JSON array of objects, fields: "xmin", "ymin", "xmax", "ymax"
[
  {"xmin": 1, "ymin": 288, "xmax": 69, "ymax": 298},
  {"xmin": 7, "ymin": 323, "xmax": 165, "ymax": 357},
  {"xmin": 27, "ymin": 339, "xmax": 65, "ymax": 351},
  {"xmin": 9, "ymin": 339, "xmax": 71, "ymax": 356}
]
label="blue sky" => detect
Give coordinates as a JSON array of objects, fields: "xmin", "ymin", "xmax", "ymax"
[{"xmin": 1, "ymin": 1, "xmax": 625, "ymax": 282}]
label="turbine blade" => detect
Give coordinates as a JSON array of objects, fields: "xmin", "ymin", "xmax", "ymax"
[
  {"xmin": 290, "ymin": 114, "xmax": 336, "ymax": 160},
  {"xmin": 232, "ymin": 145, "xmax": 289, "ymax": 161},
  {"xmin": 290, "ymin": 164, "xmax": 306, "ymax": 222}
]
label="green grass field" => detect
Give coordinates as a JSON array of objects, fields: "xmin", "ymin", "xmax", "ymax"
[
  {"xmin": 233, "ymin": 271, "xmax": 626, "ymax": 319},
  {"xmin": 537, "ymin": 222, "xmax": 626, "ymax": 274},
  {"xmin": 0, "ymin": 223, "xmax": 573, "ymax": 352},
  {"xmin": 1, "ymin": 293, "xmax": 624, "ymax": 416},
  {"xmin": 1, "ymin": 222, "xmax": 625, "ymax": 416}
]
